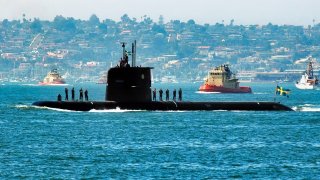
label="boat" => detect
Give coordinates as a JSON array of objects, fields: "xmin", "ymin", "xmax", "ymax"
[
  {"xmin": 199, "ymin": 64, "xmax": 252, "ymax": 93},
  {"xmin": 161, "ymin": 75, "xmax": 178, "ymax": 83},
  {"xmin": 39, "ymin": 69, "xmax": 66, "ymax": 85},
  {"xmin": 33, "ymin": 41, "xmax": 292, "ymax": 111},
  {"xmin": 295, "ymin": 61, "xmax": 319, "ymax": 89}
]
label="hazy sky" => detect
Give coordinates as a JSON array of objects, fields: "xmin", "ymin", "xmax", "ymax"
[{"xmin": 0, "ymin": 0, "xmax": 320, "ymax": 26}]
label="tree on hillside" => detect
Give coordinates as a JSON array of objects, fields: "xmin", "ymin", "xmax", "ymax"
[
  {"xmin": 98, "ymin": 23, "xmax": 108, "ymax": 33},
  {"xmin": 89, "ymin": 14, "xmax": 100, "ymax": 26},
  {"xmin": 0, "ymin": 33, "xmax": 4, "ymax": 43},
  {"xmin": 151, "ymin": 24, "xmax": 166, "ymax": 35},
  {"xmin": 187, "ymin": 19, "xmax": 196, "ymax": 25},
  {"xmin": 53, "ymin": 15, "xmax": 77, "ymax": 32},
  {"xmin": 30, "ymin": 18, "xmax": 43, "ymax": 33},
  {"xmin": 121, "ymin": 14, "xmax": 132, "ymax": 24},
  {"xmin": 2, "ymin": 19, "xmax": 10, "ymax": 28}
]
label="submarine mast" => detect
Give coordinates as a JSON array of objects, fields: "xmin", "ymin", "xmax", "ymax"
[
  {"xmin": 106, "ymin": 42, "xmax": 153, "ymax": 102},
  {"xmin": 131, "ymin": 40, "xmax": 137, "ymax": 67}
]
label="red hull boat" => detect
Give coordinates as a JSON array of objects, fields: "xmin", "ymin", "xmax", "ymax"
[
  {"xmin": 39, "ymin": 69, "xmax": 66, "ymax": 85},
  {"xmin": 199, "ymin": 64, "xmax": 252, "ymax": 93},
  {"xmin": 199, "ymin": 84, "xmax": 252, "ymax": 93}
]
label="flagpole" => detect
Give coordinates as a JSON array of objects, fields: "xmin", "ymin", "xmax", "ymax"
[{"xmin": 274, "ymin": 83, "xmax": 278, "ymax": 102}]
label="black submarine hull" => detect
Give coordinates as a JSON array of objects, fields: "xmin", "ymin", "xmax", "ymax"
[{"xmin": 32, "ymin": 101, "xmax": 293, "ymax": 111}]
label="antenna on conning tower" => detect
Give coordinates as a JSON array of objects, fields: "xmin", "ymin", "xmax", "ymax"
[
  {"xmin": 121, "ymin": 42, "xmax": 127, "ymax": 59},
  {"xmin": 131, "ymin": 40, "xmax": 137, "ymax": 67}
]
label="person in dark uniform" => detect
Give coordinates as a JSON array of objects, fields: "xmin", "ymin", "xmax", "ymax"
[
  {"xmin": 57, "ymin": 94, "xmax": 62, "ymax": 101},
  {"xmin": 159, "ymin": 89, "xmax": 163, "ymax": 101},
  {"xmin": 173, "ymin": 89, "xmax": 176, "ymax": 101},
  {"xmin": 79, "ymin": 88, "xmax": 83, "ymax": 101},
  {"xmin": 153, "ymin": 88, "xmax": 157, "ymax": 101},
  {"xmin": 65, "ymin": 87, "xmax": 68, "ymax": 101},
  {"xmin": 84, "ymin": 89, "xmax": 88, "ymax": 101},
  {"xmin": 178, "ymin": 88, "xmax": 182, "ymax": 101},
  {"xmin": 165, "ymin": 89, "xmax": 169, "ymax": 101},
  {"xmin": 71, "ymin": 87, "xmax": 75, "ymax": 101}
]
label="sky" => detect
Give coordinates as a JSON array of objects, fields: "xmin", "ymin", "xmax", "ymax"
[{"xmin": 0, "ymin": 0, "xmax": 320, "ymax": 26}]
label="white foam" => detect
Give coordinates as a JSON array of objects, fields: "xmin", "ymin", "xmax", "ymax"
[
  {"xmin": 15, "ymin": 104, "xmax": 30, "ymax": 109},
  {"xmin": 299, "ymin": 107, "xmax": 320, "ymax": 112},
  {"xmin": 29, "ymin": 105, "xmax": 77, "ymax": 112},
  {"xmin": 292, "ymin": 104, "xmax": 320, "ymax": 112},
  {"xmin": 89, "ymin": 108, "xmax": 146, "ymax": 113},
  {"xmin": 21, "ymin": 84, "xmax": 39, "ymax": 86},
  {"xmin": 195, "ymin": 91, "xmax": 221, "ymax": 94},
  {"xmin": 253, "ymin": 92, "xmax": 268, "ymax": 95},
  {"xmin": 38, "ymin": 84, "xmax": 70, "ymax": 86},
  {"xmin": 45, "ymin": 107, "xmax": 76, "ymax": 112},
  {"xmin": 155, "ymin": 110, "xmax": 187, "ymax": 113}
]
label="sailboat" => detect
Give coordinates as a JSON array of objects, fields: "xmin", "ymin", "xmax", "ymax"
[{"xmin": 295, "ymin": 61, "xmax": 319, "ymax": 89}]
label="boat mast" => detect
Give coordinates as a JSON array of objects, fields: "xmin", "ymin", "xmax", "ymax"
[{"xmin": 307, "ymin": 61, "xmax": 314, "ymax": 77}]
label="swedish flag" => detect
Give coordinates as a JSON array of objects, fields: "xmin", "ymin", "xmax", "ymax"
[{"xmin": 276, "ymin": 86, "xmax": 291, "ymax": 97}]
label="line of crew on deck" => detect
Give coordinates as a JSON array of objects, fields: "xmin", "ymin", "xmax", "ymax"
[
  {"xmin": 57, "ymin": 87, "xmax": 89, "ymax": 101},
  {"xmin": 153, "ymin": 88, "xmax": 182, "ymax": 101}
]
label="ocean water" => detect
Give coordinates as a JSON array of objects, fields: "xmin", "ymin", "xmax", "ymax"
[{"xmin": 1, "ymin": 82, "xmax": 320, "ymax": 179}]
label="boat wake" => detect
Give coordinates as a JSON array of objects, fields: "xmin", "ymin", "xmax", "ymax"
[
  {"xmin": 16, "ymin": 104, "xmax": 64, "ymax": 111},
  {"xmin": 15, "ymin": 104, "xmax": 33, "ymax": 109},
  {"xmin": 254, "ymin": 92, "xmax": 268, "ymax": 95},
  {"xmin": 35, "ymin": 105, "xmax": 77, "ymax": 112},
  {"xmin": 22, "ymin": 84, "xmax": 40, "ymax": 86},
  {"xmin": 15, "ymin": 104, "xmax": 76, "ymax": 112},
  {"xmin": 38, "ymin": 84, "xmax": 70, "ymax": 86},
  {"xmin": 196, "ymin": 91, "xmax": 221, "ymax": 94},
  {"xmin": 89, "ymin": 108, "xmax": 146, "ymax": 113},
  {"xmin": 292, "ymin": 104, "xmax": 320, "ymax": 112}
]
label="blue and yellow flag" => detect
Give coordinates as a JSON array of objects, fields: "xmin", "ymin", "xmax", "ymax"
[{"xmin": 276, "ymin": 86, "xmax": 291, "ymax": 97}]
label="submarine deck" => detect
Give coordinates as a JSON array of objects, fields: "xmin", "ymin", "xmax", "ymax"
[{"xmin": 32, "ymin": 101, "xmax": 293, "ymax": 111}]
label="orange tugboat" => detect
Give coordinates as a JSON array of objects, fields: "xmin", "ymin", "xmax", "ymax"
[
  {"xmin": 199, "ymin": 64, "xmax": 252, "ymax": 93},
  {"xmin": 39, "ymin": 69, "xmax": 66, "ymax": 85}
]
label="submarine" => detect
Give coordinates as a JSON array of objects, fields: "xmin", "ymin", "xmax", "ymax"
[{"xmin": 33, "ymin": 42, "xmax": 293, "ymax": 111}]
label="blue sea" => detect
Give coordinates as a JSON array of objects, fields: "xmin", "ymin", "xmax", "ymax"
[{"xmin": 1, "ymin": 82, "xmax": 320, "ymax": 179}]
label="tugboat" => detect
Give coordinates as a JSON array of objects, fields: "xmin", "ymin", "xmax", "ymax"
[
  {"xmin": 39, "ymin": 69, "xmax": 66, "ymax": 85},
  {"xmin": 33, "ymin": 42, "xmax": 292, "ymax": 111},
  {"xmin": 199, "ymin": 64, "xmax": 252, "ymax": 93},
  {"xmin": 295, "ymin": 61, "xmax": 319, "ymax": 89}
]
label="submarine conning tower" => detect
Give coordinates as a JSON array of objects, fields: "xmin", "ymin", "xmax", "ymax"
[{"xmin": 106, "ymin": 41, "xmax": 153, "ymax": 102}]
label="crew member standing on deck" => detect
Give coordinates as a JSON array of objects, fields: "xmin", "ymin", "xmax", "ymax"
[
  {"xmin": 79, "ymin": 88, "xmax": 83, "ymax": 101},
  {"xmin": 159, "ymin": 89, "xmax": 163, "ymax": 101},
  {"xmin": 173, "ymin": 89, "xmax": 176, "ymax": 101},
  {"xmin": 153, "ymin": 88, "xmax": 157, "ymax": 101},
  {"xmin": 84, "ymin": 89, "xmax": 89, "ymax": 101},
  {"xmin": 165, "ymin": 89, "xmax": 169, "ymax": 101},
  {"xmin": 71, "ymin": 87, "xmax": 75, "ymax": 101},
  {"xmin": 57, "ymin": 94, "xmax": 62, "ymax": 101},
  {"xmin": 178, "ymin": 88, "xmax": 182, "ymax": 101},
  {"xmin": 65, "ymin": 87, "xmax": 68, "ymax": 101}
]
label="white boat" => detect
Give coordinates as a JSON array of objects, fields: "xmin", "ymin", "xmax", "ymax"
[
  {"xmin": 295, "ymin": 61, "xmax": 319, "ymax": 89},
  {"xmin": 161, "ymin": 75, "xmax": 178, "ymax": 83}
]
